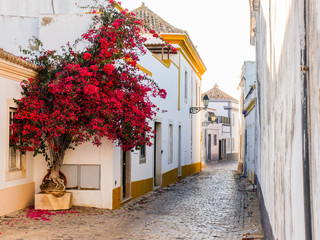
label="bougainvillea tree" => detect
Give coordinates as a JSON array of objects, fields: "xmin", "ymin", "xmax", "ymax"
[{"xmin": 10, "ymin": 0, "xmax": 176, "ymax": 195}]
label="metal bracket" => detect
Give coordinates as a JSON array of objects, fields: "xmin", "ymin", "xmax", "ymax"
[{"xmin": 189, "ymin": 107, "xmax": 206, "ymax": 114}]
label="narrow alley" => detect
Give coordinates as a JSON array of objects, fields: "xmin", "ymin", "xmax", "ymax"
[{"xmin": 0, "ymin": 159, "xmax": 263, "ymax": 240}]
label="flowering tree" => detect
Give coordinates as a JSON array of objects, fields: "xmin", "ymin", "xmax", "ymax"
[{"xmin": 10, "ymin": 1, "xmax": 175, "ymax": 194}]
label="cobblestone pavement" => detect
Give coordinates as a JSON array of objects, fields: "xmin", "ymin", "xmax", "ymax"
[{"xmin": 0, "ymin": 159, "xmax": 263, "ymax": 240}]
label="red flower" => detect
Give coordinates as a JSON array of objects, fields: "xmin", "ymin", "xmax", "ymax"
[
  {"xmin": 90, "ymin": 65, "xmax": 98, "ymax": 71},
  {"xmin": 158, "ymin": 89, "xmax": 167, "ymax": 99},
  {"xmin": 103, "ymin": 64, "xmax": 114, "ymax": 75},
  {"xmin": 83, "ymin": 52, "xmax": 92, "ymax": 60},
  {"xmin": 84, "ymin": 84, "xmax": 99, "ymax": 95}
]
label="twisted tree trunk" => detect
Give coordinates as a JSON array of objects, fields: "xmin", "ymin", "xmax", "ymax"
[{"xmin": 40, "ymin": 135, "xmax": 71, "ymax": 197}]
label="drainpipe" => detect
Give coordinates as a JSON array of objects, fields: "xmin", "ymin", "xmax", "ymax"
[
  {"xmin": 51, "ymin": 0, "xmax": 55, "ymax": 14},
  {"xmin": 301, "ymin": 0, "xmax": 312, "ymax": 239}
]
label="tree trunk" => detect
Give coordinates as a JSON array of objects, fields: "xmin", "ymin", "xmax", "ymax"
[{"xmin": 40, "ymin": 136, "xmax": 69, "ymax": 197}]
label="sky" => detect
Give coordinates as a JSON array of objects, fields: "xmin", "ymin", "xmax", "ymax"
[{"xmin": 118, "ymin": 0, "xmax": 256, "ymax": 99}]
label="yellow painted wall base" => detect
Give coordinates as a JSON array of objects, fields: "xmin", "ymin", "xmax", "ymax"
[
  {"xmin": 112, "ymin": 187, "xmax": 121, "ymax": 210},
  {"xmin": 162, "ymin": 168, "xmax": 178, "ymax": 187},
  {"xmin": 251, "ymin": 171, "xmax": 255, "ymax": 184},
  {"xmin": 182, "ymin": 162, "xmax": 201, "ymax": 178},
  {"xmin": 0, "ymin": 181, "xmax": 35, "ymax": 216},
  {"xmin": 131, "ymin": 178, "xmax": 153, "ymax": 199}
]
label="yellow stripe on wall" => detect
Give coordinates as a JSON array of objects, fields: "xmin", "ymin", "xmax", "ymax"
[
  {"xmin": 112, "ymin": 186, "xmax": 121, "ymax": 210},
  {"xmin": 136, "ymin": 64, "xmax": 153, "ymax": 76},
  {"xmin": 181, "ymin": 162, "xmax": 201, "ymax": 178},
  {"xmin": 0, "ymin": 181, "xmax": 35, "ymax": 216},
  {"xmin": 162, "ymin": 168, "xmax": 178, "ymax": 187},
  {"xmin": 131, "ymin": 178, "xmax": 154, "ymax": 199}
]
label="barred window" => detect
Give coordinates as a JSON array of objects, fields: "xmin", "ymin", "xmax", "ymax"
[{"xmin": 9, "ymin": 107, "xmax": 22, "ymax": 172}]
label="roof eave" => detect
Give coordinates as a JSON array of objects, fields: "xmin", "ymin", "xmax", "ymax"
[{"xmin": 160, "ymin": 33, "xmax": 207, "ymax": 76}]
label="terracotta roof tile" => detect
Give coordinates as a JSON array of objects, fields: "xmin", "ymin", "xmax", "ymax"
[
  {"xmin": 0, "ymin": 48, "xmax": 38, "ymax": 70},
  {"xmin": 202, "ymin": 85, "xmax": 239, "ymax": 103},
  {"xmin": 131, "ymin": 3, "xmax": 186, "ymax": 34}
]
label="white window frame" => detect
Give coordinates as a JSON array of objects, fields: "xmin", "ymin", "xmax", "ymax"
[
  {"xmin": 61, "ymin": 164, "xmax": 101, "ymax": 190},
  {"xmin": 6, "ymin": 99, "xmax": 26, "ymax": 181}
]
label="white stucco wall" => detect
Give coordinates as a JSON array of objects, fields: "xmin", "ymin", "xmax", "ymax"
[
  {"xmin": 255, "ymin": 0, "xmax": 306, "ymax": 238},
  {"xmin": 0, "ymin": 77, "xmax": 34, "ymax": 190},
  {"xmin": 306, "ymin": 0, "xmax": 320, "ymax": 238},
  {"xmin": 206, "ymin": 124, "xmax": 219, "ymax": 161}
]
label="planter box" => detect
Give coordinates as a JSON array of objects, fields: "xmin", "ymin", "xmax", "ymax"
[{"xmin": 35, "ymin": 192, "xmax": 72, "ymax": 210}]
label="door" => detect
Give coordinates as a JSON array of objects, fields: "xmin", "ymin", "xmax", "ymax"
[
  {"xmin": 178, "ymin": 125, "xmax": 182, "ymax": 177},
  {"xmin": 208, "ymin": 134, "xmax": 212, "ymax": 161},
  {"xmin": 154, "ymin": 122, "xmax": 162, "ymax": 187},
  {"xmin": 219, "ymin": 140, "xmax": 222, "ymax": 160},
  {"xmin": 121, "ymin": 150, "xmax": 131, "ymax": 200}
]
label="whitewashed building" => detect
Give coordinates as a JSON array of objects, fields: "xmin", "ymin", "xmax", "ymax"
[
  {"xmin": 0, "ymin": 50, "xmax": 38, "ymax": 216},
  {"xmin": 249, "ymin": 0, "xmax": 320, "ymax": 239},
  {"xmin": 238, "ymin": 61, "xmax": 257, "ymax": 183},
  {"xmin": 201, "ymin": 107, "xmax": 219, "ymax": 163},
  {"xmin": 202, "ymin": 85, "xmax": 239, "ymax": 160},
  {"xmin": 0, "ymin": 1, "xmax": 206, "ymax": 213}
]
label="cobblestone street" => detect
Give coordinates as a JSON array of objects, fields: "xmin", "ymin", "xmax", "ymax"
[{"xmin": 0, "ymin": 159, "xmax": 263, "ymax": 240}]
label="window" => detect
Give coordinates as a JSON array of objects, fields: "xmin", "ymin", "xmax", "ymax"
[
  {"xmin": 196, "ymin": 82, "xmax": 198, "ymax": 106},
  {"xmin": 214, "ymin": 134, "xmax": 217, "ymax": 146},
  {"xmin": 139, "ymin": 144, "xmax": 146, "ymax": 164},
  {"xmin": 232, "ymin": 138, "xmax": 235, "ymax": 151},
  {"xmin": 184, "ymin": 71, "xmax": 188, "ymax": 102},
  {"xmin": 60, "ymin": 164, "xmax": 101, "ymax": 190},
  {"xmin": 168, "ymin": 124, "xmax": 173, "ymax": 164},
  {"xmin": 6, "ymin": 100, "xmax": 26, "ymax": 181},
  {"xmin": 9, "ymin": 107, "xmax": 22, "ymax": 171}
]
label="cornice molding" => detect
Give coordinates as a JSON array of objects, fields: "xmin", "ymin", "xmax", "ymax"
[
  {"xmin": 0, "ymin": 49, "xmax": 38, "ymax": 71},
  {"xmin": 160, "ymin": 34, "xmax": 206, "ymax": 77},
  {"xmin": 0, "ymin": 58, "xmax": 38, "ymax": 82}
]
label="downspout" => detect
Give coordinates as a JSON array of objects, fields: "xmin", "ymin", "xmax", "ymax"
[
  {"xmin": 301, "ymin": 0, "xmax": 312, "ymax": 239},
  {"xmin": 51, "ymin": 0, "xmax": 55, "ymax": 14}
]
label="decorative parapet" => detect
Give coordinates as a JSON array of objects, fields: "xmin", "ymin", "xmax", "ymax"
[
  {"xmin": 0, "ymin": 49, "xmax": 38, "ymax": 71},
  {"xmin": 0, "ymin": 48, "xmax": 38, "ymax": 82}
]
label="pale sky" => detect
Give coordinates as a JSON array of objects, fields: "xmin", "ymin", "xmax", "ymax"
[{"xmin": 118, "ymin": 0, "xmax": 256, "ymax": 99}]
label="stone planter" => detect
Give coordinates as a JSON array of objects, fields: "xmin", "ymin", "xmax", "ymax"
[{"xmin": 35, "ymin": 192, "xmax": 72, "ymax": 210}]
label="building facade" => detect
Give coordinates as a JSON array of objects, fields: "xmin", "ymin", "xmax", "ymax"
[
  {"xmin": 249, "ymin": 0, "xmax": 320, "ymax": 239},
  {"xmin": 0, "ymin": 49, "xmax": 38, "ymax": 216},
  {"xmin": 238, "ymin": 61, "xmax": 257, "ymax": 183},
  {"xmin": 202, "ymin": 85, "xmax": 239, "ymax": 160},
  {"xmin": 0, "ymin": 1, "xmax": 206, "ymax": 214},
  {"xmin": 201, "ymin": 109, "xmax": 219, "ymax": 163}
]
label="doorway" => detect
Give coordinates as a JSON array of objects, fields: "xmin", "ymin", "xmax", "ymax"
[
  {"xmin": 178, "ymin": 125, "xmax": 182, "ymax": 177},
  {"xmin": 121, "ymin": 150, "xmax": 131, "ymax": 200},
  {"xmin": 208, "ymin": 134, "xmax": 212, "ymax": 161},
  {"xmin": 154, "ymin": 122, "xmax": 162, "ymax": 187}
]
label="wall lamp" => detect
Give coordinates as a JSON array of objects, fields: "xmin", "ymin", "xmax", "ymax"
[{"xmin": 190, "ymin": 94, "xmax": 209, "ymax": 114}]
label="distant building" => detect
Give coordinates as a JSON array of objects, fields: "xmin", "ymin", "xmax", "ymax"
[
  {"xmin": 201, "ymin": 108, "xmax": 219, "ymax": 163},
  {"xmin": 238, "ymin": 61, "xmax": 257, "ymax": 183},
  {"xmin": 202, "ymin": 85, "xmax": 239, "ymax": 160}
]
